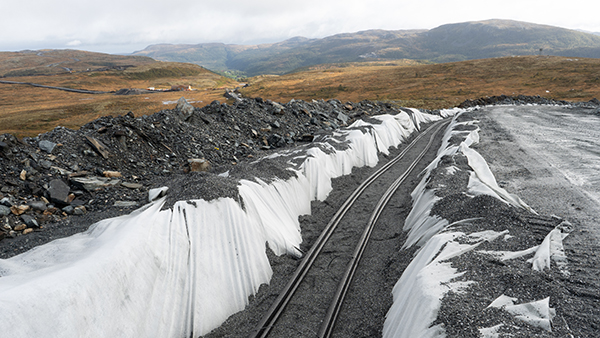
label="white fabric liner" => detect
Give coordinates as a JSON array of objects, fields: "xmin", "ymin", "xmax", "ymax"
[
  {"xmin": 384, "ymin": 111, "xmax": 568, "ymax": 338},
  {"xmin": 487, "ymin": 295, "xmax": 556, "ymax": 332},
  {"xmin": 479, "ymin": 221, "xmax": 571, "ymax": 276},
  {"xmin": 0, "ymin": 109, "xmax": 444, "ymax": 337},
  {"xmin": 478, "ymin": 323, "xmax": 504, "ymax": 338}
]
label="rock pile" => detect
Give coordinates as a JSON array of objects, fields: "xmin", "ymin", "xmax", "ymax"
[
  {"xmin": 0, "ymin": 95, "xmax": 426, "ymax": 255},
  {"xmin": 458, "ymin": 94, "xmax": 599, "ymax": 108}
]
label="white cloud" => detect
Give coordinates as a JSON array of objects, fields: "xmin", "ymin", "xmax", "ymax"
[
  {"xmin": 66, "ymin": 40, "xmax": 82, "ymax": 47},
  {"xmin": 1, "ymin": 0, "xmax": 600, "ymax": 53}
]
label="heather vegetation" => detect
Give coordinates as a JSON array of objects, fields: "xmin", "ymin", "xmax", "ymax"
[{"xmin": 240, "ymin": 56, "xmax": 600, "ymax": 109}]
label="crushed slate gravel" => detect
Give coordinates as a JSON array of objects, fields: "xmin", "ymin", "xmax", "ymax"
[{"xmin": 1, "ymin": 93, "xmax": 600, "ymax": 337}]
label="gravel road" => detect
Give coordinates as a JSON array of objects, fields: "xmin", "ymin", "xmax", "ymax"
[{"xmin": 471, "ymin": 106, "xmax": 600, "ymax": 336}]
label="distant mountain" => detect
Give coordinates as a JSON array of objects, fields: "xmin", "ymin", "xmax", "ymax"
[{"xmin": 133, "ymin": 19, "xmax": 600, "ymax": 76}]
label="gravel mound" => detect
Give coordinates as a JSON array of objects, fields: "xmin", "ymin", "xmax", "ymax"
[
  {"xmin": 0, "ymin": 95, "xmax": 429, "ymax": 257},
  {"xmin": 458, "ymin": 94, "xmax": 600, "ymax": 108}
]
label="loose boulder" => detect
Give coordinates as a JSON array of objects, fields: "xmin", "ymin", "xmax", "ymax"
[
  {"xmin": 188, "ymin": 158, "xmax": 210, "ymax": 172},
  {"xmin": 47, "ymin": 179, "xmax": 70, "ymax": 206}
]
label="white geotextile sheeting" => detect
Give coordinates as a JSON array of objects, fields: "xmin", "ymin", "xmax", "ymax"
[
  {"xmin": 0, "ymin": 109, "xmax": 445, "ymax": 337},
  {"xmin": 384, "ymin": 112, "xmax": 560, "ymax": 338},
  {"xmin": 0, "ymin": 198, "xmax": 272, "ymax": 337},
  {"xmin": 486, "ymin": 295, "xmax": 556, "ymax": 332},
  {"xmin": 402, "ymin": 114, "xmax": 533, "ymax": 252},
  {"xmin": 479, "ymin": 221, "xmax": 571, "ymax": 275},
  {"xmin": 528, "ymin": 222, "xmax": 570, "ymax": 275},
  {"xmin": 383, "ymin": 230, "xmax": 505, "ymax": 338}
]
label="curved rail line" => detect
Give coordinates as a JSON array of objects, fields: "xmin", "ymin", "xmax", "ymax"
[{"xmin": 249, "ymin": 118, "xmax": 450, "ymax": 338}]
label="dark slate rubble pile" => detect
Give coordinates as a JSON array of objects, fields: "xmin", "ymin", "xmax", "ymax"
[
  {"xmin": 458, "ymin": 94, "xmax": 573, "ymax": 108},
  {"xmin": 0, "ymin": 95, "xmax": 424, "ymax": 253}
]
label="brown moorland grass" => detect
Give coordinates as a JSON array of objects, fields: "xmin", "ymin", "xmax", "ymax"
[
  {"xmin": 240, "ymin": 56, "xmax": 600, "ymax": 108},
  {"xmin": 0, "ymin": 53, "xmax": 240, "ymax": 137},
  {"xmin": 3, "ymin": 54, "xmax": 600, "ymax": 137},
  {"xmin": 0, "ymin": 49, "xmax": 156, "ymax": 77}
]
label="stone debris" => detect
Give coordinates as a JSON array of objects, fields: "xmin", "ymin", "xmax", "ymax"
[
  {"xmin": 85, "ymin": 135, "xmax": 109, "ymax": 159},
  {"xmin": 176, "ymin": 96, "xmax": 196, "ymax": 120},
  {"xmin": 20, "ymin": 215, "xmax": 39, "ymax": 228},
  {"xmin": 47, "ymin": 179, "xmax": 70, "ymax": 206},
  {"xmin": 38, "ymin": 140, "xmax": 57, "ymax": 154},
  {"xmin": 73, "ymin": 206, "xmax": 86, "ymax": 215},
  {"xmin": 103, "ymin": 171, "xmax": 122, "ymax": 178},
  {"xmin": 0, "ymin": 205, "xmax": 10, "ymax": 216},
  {"xmin": 3, "ymin": 94, "xmax": 591, "ymax": 253},
  {"xmin": 188, "ymin": 158, "xmax": 210, "ymax": 172},
  {"xmin": 10, "ymin": 205, "xmax": 29, "ymax": 216},
  {"xmin": 70, "ymin": 177, "xmax": 120, "ymax": 192},
  {"xmin": 1, "ymin": 95, "xmax": 395, "ymax": 246},
  {"xmin": 13, "ymin": 224, "xmax": 27, "ymax": 231},
  {"xmin": 121, "ymin": 182, "xmax": 143, "ymax": 189},
  {"xmin": 113, "ymin": 201, "xmax": 138, "ymax": 208}
]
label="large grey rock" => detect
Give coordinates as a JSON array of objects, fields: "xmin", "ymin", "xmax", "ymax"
[
  {"xmin": 121, "ymin": 182, "xmax": 143, "ymax": 189},
  {"xmin": 20, "ymin": 215, "xmax": 39, "ymax": 228},
  {"xmin": 62, "ymin": 205, "xmax": 74, "ymax": 215},
  {"xmin": 336, "ymin": 112, "xmax": 350, "ymax": 125},
  {"xmin": 267, "ymin": 134, "xmax": 286, "ymax": 148},
  {"xmin": 27, "ymin": 201, "xmax": 47, "ymax": 212},
  {"xmin": 38, "ymin": 140, "xmax": 57, "ymax": 154},
  {"xmin": 0, "ymin": 197, "xmax": 13, "ymax": 207},
  {"xmin": 270, "ymin": 101, "xmax": 284, "ymax": 114},
  {"xmin": 0, "ymin": 205, "xmax": 10, "ymax": 216},
  {"xmin": 70, "ymin": 177, "xmax": 120, "ymax": 192},
  {"xmin": 176, "ymin": 97, "xmax": 195, "ymax": 121},
  {"xmin": 47, "ymin": 179, "xmax": 70, "ymax": 206},
  {"xmin": 224, "ymin": 90, "xmax": 242, "ymax": 102}
]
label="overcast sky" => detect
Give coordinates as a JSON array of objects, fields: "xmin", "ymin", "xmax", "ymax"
[{"xmin": 2, "ymin": 0, "xmax": 600, "ymax": 54}]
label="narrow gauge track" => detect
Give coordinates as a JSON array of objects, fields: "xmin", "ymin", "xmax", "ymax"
[{"xmin": 250, "ymin": 118, "xmax": 450, "ymax": 338}]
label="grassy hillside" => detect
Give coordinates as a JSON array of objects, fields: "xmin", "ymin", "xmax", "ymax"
[
  {"xmin": 0, "ymin": 49, "xmax": 157, "ymax": 77},
  {"xmin": 3, "ymin": 52, "xmax": 600, "ymax": 138},
  {"xmin": 0, "ymin": 51, "xmax": 240, "ymax": 137},
  {"xmin": 133, "ymin": 20, "xmax": 600, "ymax": 76},
  {"xmin": 239, "ymin": 56, "xmax": 600, "ymax": 108}
]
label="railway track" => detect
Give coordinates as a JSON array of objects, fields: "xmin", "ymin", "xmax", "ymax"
[{"xmin": 249, "ymin": 118, "xmax": 450, "ymax": 338}]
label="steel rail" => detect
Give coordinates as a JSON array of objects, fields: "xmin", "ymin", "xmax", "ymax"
[
  {"xmin": 249, "ymin": 118, "xmax": 449, "ymax": 338},
  {"xmin": 317, "ymin": 120, "xmax": 449, "ymax": 338}
]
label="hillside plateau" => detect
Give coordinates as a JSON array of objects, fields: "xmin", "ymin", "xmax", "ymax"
[
  {"xmin": 0, "ymin": 50, "xmax": 240, "ymax": 137},
  {"xmin": 3, "ymin": 53, "xmax": 600, "ymax": 137},
  {"xmin": 239, "ymin": 55, "xmax": 600, "ymax": 109},
  {"xmin": 133, "ymin": 19, "xmax": 600, "ymax": 76}
]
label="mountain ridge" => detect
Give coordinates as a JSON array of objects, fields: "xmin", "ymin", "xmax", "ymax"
[{"xmin": 133, "ymin": 19, "xmax": 600, "ymax": 76}]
